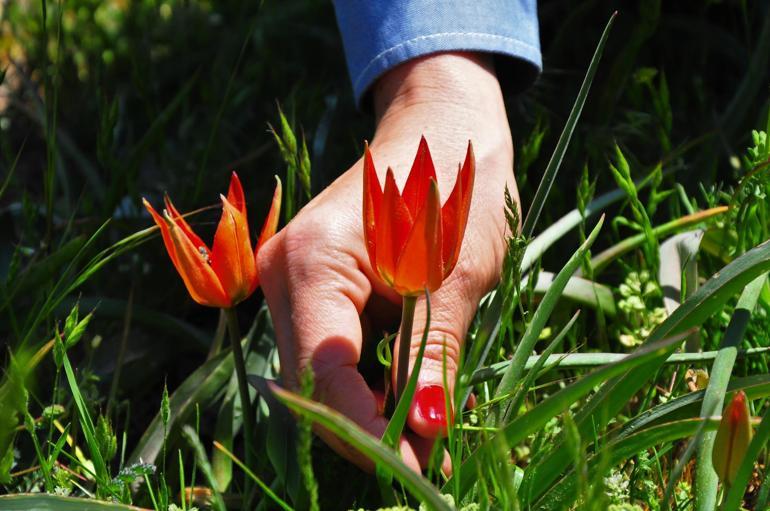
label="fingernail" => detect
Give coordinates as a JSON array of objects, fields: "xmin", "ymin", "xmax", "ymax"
[{"xmin": 414, "ymin": 385, "xmax": 452, "ymax": 435}]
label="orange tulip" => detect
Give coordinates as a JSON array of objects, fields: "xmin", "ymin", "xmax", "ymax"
[
  {"xmin": 143, "ymin": 172, "xmax": 281, "ymax": 308},
  {"xmin": 712, "ymin": 390, "xmax": 753, "ymax": 486},
  {"xmin": 363, "ymin": 136, "xmax": 475, "ymax": 296}
]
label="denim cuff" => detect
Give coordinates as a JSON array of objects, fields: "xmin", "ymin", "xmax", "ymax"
[{"xmin": 333, "ymin": 1, "xmax": 542, "ymax": 107}]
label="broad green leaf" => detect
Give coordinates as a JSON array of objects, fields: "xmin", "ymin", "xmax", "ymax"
[
  {"xmin": 471, "ymin": 347, "xmax": 770, "ymax": 384},
  {"xmin": 530, "ymin": 271, "xmax": 616, "ymax": 316},
  {"xmin": 0, "ymin": 495, "xmax": 151, "ymax": 510},
  {"xmin": 658, "ymin": 230, "xmax": 707, "ymax": 352},
  {"xmin": 696, "ymin": 274, "xmax": 764, "ymax": 511},
  {"xmin": 618, "ymin": 374, "xmax": 770, "ymax": 439},
  {"xmin": 270, "ymin": 385, "xmax": 453, "ymax": 511}
]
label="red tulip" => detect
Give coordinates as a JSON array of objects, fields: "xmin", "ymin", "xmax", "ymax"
[
  {"xmin": 143, "ymin": 172, "xmax": 281, "ymax": 307},
  {"xmin": 363, "ymin": 136, "xmax": 475, "ymax": 296},
  {"xmin": 712, "ymin": 390, "xmax": 753, "ymax": 485}
]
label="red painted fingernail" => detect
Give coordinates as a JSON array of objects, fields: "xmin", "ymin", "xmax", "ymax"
[{"xmin": 414, "ymin": 385, "xmax": 453, "ymax": 436}]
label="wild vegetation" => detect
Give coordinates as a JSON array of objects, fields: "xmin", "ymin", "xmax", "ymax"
[{"xmin": 1, "ymin": 1, "xmax": 770, "ymax": 510}]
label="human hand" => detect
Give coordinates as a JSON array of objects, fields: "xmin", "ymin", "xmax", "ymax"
[{"xmin": 258, "ymin": 52, "xmax": 518, "ymax": 472}]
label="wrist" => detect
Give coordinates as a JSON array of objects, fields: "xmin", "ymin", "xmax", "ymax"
[{"xmin": 371, "ymin": 52, "xmax": 513, "ymax": 181}]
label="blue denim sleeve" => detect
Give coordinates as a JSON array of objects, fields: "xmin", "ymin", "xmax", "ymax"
[{"xmin": 332, "ymin": 1, "xmax": 541, "ymax": 107}]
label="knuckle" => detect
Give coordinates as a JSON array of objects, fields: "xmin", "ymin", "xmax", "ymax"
[{"xmin": 411, "ymin": 328, "xmax": 461, "ymax": 374}]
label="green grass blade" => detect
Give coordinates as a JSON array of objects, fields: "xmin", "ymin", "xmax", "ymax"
[
  {"xmin": 584, "ymin": 207, "xmax": 726, "ymax": 276},
  {"xmin": 494, "ymin": 216, "xmax": 603, "ymax": 418},
  {"xmin": 696, "ymin": 274, "xmax": 765, "ymax": 511},
  {"xmin": 459, "ymin": 290, "xmax": 502, "ymax": 409},
  {"xmin": 532, "ymin": 419, "xmax": 713, "ymax": 510},
  {"xmin": 506, "ymin": 311, "xmax": 581, "ymax": 421},
  {"xmin": 521, "ymin": 12, "xmax": 616, "ymax": 238},
  {"xmin": 212, "ymin": 440, "xmax": 294, "ymax": 511},
  {"xmin": 0, "ymin": 494, "xmax": 152, "ymax": 510},
  {"xmin": 128, "ymin": 349, "xmax": 234, "ymax": 465},
  {"xmin": 446, "ymin": 329, "xmax": 688, "ymax": 498},
  {"xmin": 471, "ymin": 347, "xmax": 770, "ymax": 384},
  {"xmin": 523, "ymin": 186, "xmax": 623, "ymax": 272},
  {"xmin": 270, "ymin": 384, "xmax": 453, "ymax": 511},
  {"xmin": 0, "ymin": 137, "xmax": 26, "ymax": 201},
  {"xmin": 181, "ymin": 426, "xmax": 226, "ymax": 511},
  {"xmin": 521, "ymin": 237, "xmax": 770, "ymax": 504},
  {"xmin": 61, "ymin": 352, "xmax": 108, "ymax": 482},
  {"xmin": 618, "ymin": 374, "xmax": 770, "ymax": 439}
]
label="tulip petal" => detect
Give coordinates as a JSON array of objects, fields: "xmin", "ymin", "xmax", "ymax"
[
  {"xmin": 144, "ymin": 198, "xmax": 182, "ymax": 270},
  {"xmin": 441, "ymin": 141, "xmax": 475, "ymax": 276},
  {"xmin": 211, "ymin": 195, "xmax": 258, "ymax": 304},
  {"xmin": 227, "ymin": 171, "xmax": 247, "ymax": 217},
  {"xmin": 163, "ymin": 195, "xmax": 209, "ymax": 254},
  {"xmin": 713, "ymin": 390, "xmax": 753, "ymax": 485},
  {"xmin": 362, "ymin": 142, "xmax": 382, "ymax": 272},
  {"xmin": 402, "ymin": 136, "xmax": 438, "ymax": 217},
  {"xmin": 256, "ymin": 175, "xmax": 283, "ymax": 256},
  {"xmin": 145, "ymin": 199, "xmax": 230, "ymax": 307},
  {"xmin": 394, "ymin": 178, "xmax": 443, "ymax": 295},
  {"xmin": 377, "ymin": 168, "xmax": 413, "ymax": 285}
]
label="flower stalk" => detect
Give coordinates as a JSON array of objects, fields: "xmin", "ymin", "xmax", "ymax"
[
  {"xmin": 224, "ymin": 308, "xmax": 256, "ymax": 475},
  {"xmin": 395, "ymin": 295, "xmax": 418, "ymax": 402}
]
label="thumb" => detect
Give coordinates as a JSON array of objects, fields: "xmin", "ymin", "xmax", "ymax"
[{"xmin": 392, "ymin": 284, "xmax": 471, "ymax": 439}]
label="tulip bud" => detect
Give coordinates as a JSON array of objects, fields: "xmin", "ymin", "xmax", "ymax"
[{"xmin": 712, "ymin": 390, "xmax": 753, "ymax": 486}]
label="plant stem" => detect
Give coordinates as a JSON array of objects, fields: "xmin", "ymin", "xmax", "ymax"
[
  {"xmin": 224, "ymin": 308, "xmax": 256, "ymax": 480},
  {"xmin": 395, "ymin": 296, "xmax": 418, "ymax": 403}
]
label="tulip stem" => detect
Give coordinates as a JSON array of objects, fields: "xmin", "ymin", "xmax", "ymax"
[
  {"xmin": 395, "ymin": 296, "xmax": 418, "ymax": 403},
  {"xmin": 224, "ymin": 308, "xmax": 256, "ymax": 481}
]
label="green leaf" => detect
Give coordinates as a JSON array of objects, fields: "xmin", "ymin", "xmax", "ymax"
[
  {"xmin": 494, "ymin": 216, "xmax": 603, "ymax": 420},
  {"xmin": 696, "ymin": 274, "xmax": 764, "ymax": 511},
  {"xmin": 378, "ymin": 291, "xmax": 432, "ymax": 492},
  {"xmin": 61, "ymin": 354, "xmax": 108, "ymax": 479},
  {"xmin": 532, "ymin": 419, "xmax": 714, "ymax": 509},
  {"xmin": 520, "ymin": 236, "xmax": 770, "ymax": 505},
  {"xmin": 506, "ymin": 311, "xmax": 581, "ymax": 422},
  {"xmin": 382, "ymin": 293, "xmax": 431, "ymax": 449},
  {"xmin": 446, "ymin": 328, "xmax": 687, "ymax": 498},
  {"xmin": 618, "ymin": 374, "xmax": 770, "ymax": 439},
  {"xmin": 0, "ymin": 495, "xmax": 152, "ymax": 510},
  {"xmin": 128, "ymin": 349, "xmax": 234, "ymax": 466},
  {"xmin": 521, "ymin": 12, "xmax": 616, "ymax": 238},
  {"xmin": 270, "ymin": 385, "xmax": 453, "ymax": 511},
  {"xmin": 585, "ymin": 207, "xmax": 726, "ymax": 276},
  {"xmin": 181, "ymin": 426, "xmax": 226, "ymax": 511},
  {"xmin": 530, "ymin": 272, "xmax": 616, "ymax": 316},
  {"xmin": 471, "ymin": 348, "xmax": 770, "ymax": 385}
]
